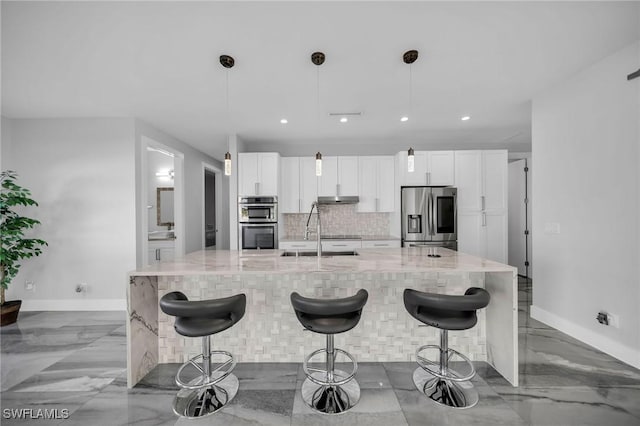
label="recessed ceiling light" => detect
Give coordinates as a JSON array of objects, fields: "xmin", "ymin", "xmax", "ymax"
[
  {"xmin": 461, "ymin": 116, "xmax": 471, "ymax": 121},
  {"xmin": 340, "ymin": 117, "xmax": 348, "ymax": 123},
  {"xmin": 400, "ymin": 116, "xmax": 409, "ymax": 122},
  {"xmin": 280, "ymin": 118, "xmax": 288, "ymax": 124}
]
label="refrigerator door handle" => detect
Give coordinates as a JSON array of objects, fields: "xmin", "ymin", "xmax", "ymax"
[{"xmin": 429, "ymin": 192, "xmax": 434, "ymax": 236}]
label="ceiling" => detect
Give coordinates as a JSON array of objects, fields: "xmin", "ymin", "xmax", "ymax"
[{"xmin": 2, "ymin": 1, "xmax": 639, "ymax": 160}]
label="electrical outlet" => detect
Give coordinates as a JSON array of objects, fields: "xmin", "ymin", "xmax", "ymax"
[
  {"xmin": 25, "ymin": 280, "xmax": 35, "ymax": 291},
  {"xmin": 607, "ymin": 313, "xmax": 620, "ymax": 329},
  {"xmin": 544, "ymin": 222, "xmax": 561, "ymax": 234}
]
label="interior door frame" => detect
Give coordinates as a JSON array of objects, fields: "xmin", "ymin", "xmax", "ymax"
[
  {"xmin": 140, "ymin": 137, "xmax": 185, "ymax": 266},
  {"xmin": 202, "ymin": 162, "xmax": 222, "ymax": 250}
]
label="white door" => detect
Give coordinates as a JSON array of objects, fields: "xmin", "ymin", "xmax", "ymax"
[
  {"xmin": 508, "ymin": 159, "xmax": 530, "ymax": 277},
  {"xmin": 280, "ymin": 157, "xmax": 300, "ymax": 213}
]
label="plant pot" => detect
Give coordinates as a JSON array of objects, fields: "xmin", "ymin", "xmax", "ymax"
[{"xmin": 1, "ymin": 300, "xmax": 22, "ymax": 326}]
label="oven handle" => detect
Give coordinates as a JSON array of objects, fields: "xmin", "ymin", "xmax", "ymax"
[
  {"xmin": 239, "ymin": 204, "xmax": 277, "ymax": 207},
  {"xmin": 240, "ymin": 223, "xmax": 277, "ymax": 227}
]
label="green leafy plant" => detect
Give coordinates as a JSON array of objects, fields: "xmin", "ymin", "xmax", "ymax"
[{"xmin": 0, "ymin": 171, "xmax": 47, "ymax": 305}]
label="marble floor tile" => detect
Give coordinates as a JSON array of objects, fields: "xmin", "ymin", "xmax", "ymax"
[
  {"xmin": 291, "ymin": 386, "xmax": 408, "ymax": 425},
  {"xmin": 1, "ymin": 350, "xmax": 77, "ymax": 391},
  {"xmin": 174, "ymin": 389, "xmax": 296, "ymax": 426},
  {"xmin": 593, "ymin": 386, "xmax": 640, "ymax": 419},
  {"xmin": 296, "ymin": 361, "xmax": 392, "ymax": 390},
  {"xmin": 494, "ymin": 385, "xmax": 640, "ymax": 426},
  {"xmin": 8, "ymin": 364, "xmax": 124, "ymax": 393}
]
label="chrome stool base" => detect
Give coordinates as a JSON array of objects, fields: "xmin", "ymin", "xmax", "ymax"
[
  {"xmin": 413, "ymin": 367, "xmax": 478, "ymax": 409},
  {"xmin": 173, "ymin": 372, "xmax": 239, "ymax": 419},
  {"xmin": 302, "ymin": 370, "xmax": 360, "ymax": 414}
]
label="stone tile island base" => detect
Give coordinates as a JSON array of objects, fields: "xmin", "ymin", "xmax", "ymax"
[{"xmin": 128, "ymin": 270, "xmax": 517, "ymax": 388}]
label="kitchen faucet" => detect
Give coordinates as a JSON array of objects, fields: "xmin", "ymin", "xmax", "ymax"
[{"xmin": 304, "ymin": 201, "xmax": 322, "ymax": 257}]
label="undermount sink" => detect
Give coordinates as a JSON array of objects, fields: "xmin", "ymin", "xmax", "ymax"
[{"xmin": 281, "ymin": 250, "xmax": 359, "ymax": 257}]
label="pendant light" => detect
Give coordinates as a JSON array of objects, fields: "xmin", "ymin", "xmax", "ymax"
[
  {"xmin": 311, "ymin": 51, "xmax": 325, "ymax": 176},
  {"xmin": 407, "ymin": 147, "xmax": 415, "ymax": 173},
  {"xmin": 403, "ymin": 50, "xmax": 418, "ymax": 172},
  {"xmin": 315, "ymin": 152, "xmax": 322, "ymax": 176},
  {"xmin": 220, "ymin": 54, "xmax": 235, "ymax": 176}
]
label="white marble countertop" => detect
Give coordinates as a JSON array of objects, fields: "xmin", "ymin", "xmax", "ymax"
[{"xmin": 130, "ymin": 247, "xmax": 516, "ymax": 276}]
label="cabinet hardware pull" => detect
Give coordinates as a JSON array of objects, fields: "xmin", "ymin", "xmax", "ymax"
[
  {"xmin": 336, "ymin": 183, "xmax": 340, "ymax": 196},
  {"xmin": 374, "ymin": 243, "xmax": 386, "ymax": 247},
  {"xmin": 482, "ymin": 212, "xmax": 487, "ymax": 227},
  {"xmin": 426, "ymin": 172, "xmax": 431, "ymax": 185},
  {"xmin": 255, "ymin": 182, "xmax": 259, "ymax": 195},
  {"xmin": 481, "ymin": 195, "xmax": 486, "ymax": 210}
]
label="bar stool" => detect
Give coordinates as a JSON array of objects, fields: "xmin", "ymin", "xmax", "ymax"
[
  {"xmin": 291, "ymin": 289, "xmax": 368, "ymax": 414},
  {"xmin": 159, "ymin": 291, "xmax": 246, "ymax": 419},
  {"xmin": 403, "ymin": 287, "xmax": 490, "ymax": 409}
]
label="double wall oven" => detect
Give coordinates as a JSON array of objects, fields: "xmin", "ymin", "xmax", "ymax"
[{"xmin": 238, "ymin": 196, "xmax": 278, "ymax": 250}]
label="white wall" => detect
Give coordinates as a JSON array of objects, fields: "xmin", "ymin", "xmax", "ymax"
[
  {"xmin": 134, "ymin": 120, "xmax": 229, "ymax": 261},
  {"xmin": 531, "ymin": 41, "xmax": 640, "ymax": 368},
  {"xmin": 1, "ymin": 118, "xmax": 137, "ymax": 310}
]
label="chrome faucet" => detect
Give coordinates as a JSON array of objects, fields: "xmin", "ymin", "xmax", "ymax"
[{"xmin": 304, "ymin": 201, "xmax": 322, "ymax": 256}]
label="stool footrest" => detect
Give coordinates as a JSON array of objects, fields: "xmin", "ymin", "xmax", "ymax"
[
  {"xmin": 415, "ymin": 344, "xmax": 475, "ymax": 382},
  {"xmin": 303, "ymin": 347, "xmax": 358, "ymax": 387},
  {"xmin": 176, "ymin": 350, "xmax": 236, "ymax": 390}
]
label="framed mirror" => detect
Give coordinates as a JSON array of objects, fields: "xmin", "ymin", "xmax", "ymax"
[{"xmin": 157, "ymin": 187, "xmax": 174, "ymax": 226}]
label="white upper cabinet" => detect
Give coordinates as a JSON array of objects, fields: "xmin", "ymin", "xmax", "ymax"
[
  {"xmin": 318, "ymin": 156, "xmax": 358, "ymax": 196},
  {"xmin": 280, "ymin": 157, "xmax": 301, "ymax": 213},
  {"xmin": 482, "ymin": 150, "xmax": 508, "ymax": 211},
  {"xmin": 454, "ymin": 150, "xmax": 507, "ymax": 212},
  {"xmin": 454, "ymin": 151, "xmax": 483, "ymax": 210},
  {"xmin": 279, "ymin": 156, "xmax": 318, "ymax": 213},
  {"xmin": 358, "ymin": 156, "xmax": 395, "ymax": 212},
  {"xmin": 299, "ymin": 157, "xmax": 318, "ymax": 212},
  {"xmin": 398, "ymin": 151, "xmax": 454, "ymax": 186},
  {"xmin": 238, "ymin": 152, "xmax": 280, "ymax": 197}
]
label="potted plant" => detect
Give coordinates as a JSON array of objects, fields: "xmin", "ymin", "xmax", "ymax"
[{"xmin": 0, "ymin": 171, "xmax": 47, "ymax": 326}]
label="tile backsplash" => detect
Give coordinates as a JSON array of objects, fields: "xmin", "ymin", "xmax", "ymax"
[{"xmin": 282, "ymin": 204, "xmax": 391, "ymax": 237}]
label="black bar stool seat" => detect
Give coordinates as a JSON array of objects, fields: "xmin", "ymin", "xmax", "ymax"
[
  {"xmin": 160, "ymin": 291, "xmax": 246, "ymax": 419},
  {"xmin": 291, "ymin": 289, "xmax": 368, "ymax": 414},
  {"xmin": 404, "ymin": 287, "xmax": 490, "ymax": 409}
]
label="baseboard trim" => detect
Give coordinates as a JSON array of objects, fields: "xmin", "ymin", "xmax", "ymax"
[
  {"xmin": 530, "ymin": 304, "xmax": 640, "ymax": 369},
  {"xmin": 20, "ymin": 299, "xmax": 126, "ymax": 311}
]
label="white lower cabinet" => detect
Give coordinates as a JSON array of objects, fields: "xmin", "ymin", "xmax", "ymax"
[
  {"xmin": 148, "ymin": 240, "xmax": 175, "ymax": 264},
  {"xmin": 279, "ymin": 241, "xmax": 317, "ymax": 251},
  {"xmin": 457, "ymin": 212, "xmax": 507, "ymax": 263},
  {"xmin": 361, "ymin": 240, "xmax": 401, "ymax": 249},
  {"xmin": 322, "ymin": 240, "xmax": 362, "ymax": 251}
]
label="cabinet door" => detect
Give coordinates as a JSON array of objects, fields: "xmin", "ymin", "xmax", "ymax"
[
  {"xmin": 337, "ymin": 156, "xmax": 358, "ymax": 196},
  {"xmin": 402, "ymin": 151, "xmax": 428, "ymax": 186},
  {"xmin": 258, "ymin": 153, "xmax": 279, "ymax": 196},
  {"xmin": 482, "ymin": 150, "xmax": 508, "ymax": 211},
  {"xmin": 454, "ymin": 151, "xmax": 482, "ymax": 211},
  {"xmin": 427, "ymin": 151, "xmax": 454, "ymax": 186},
  {"xmin": 484, "ymin": 212, "xmax": 507, "ymax": 263},
  {"xmin": 148, "ymin": 249, "xmax": 159, "ymax": 265},
  {"xmin": 317, "ymin": 156, "xmax": 338, "ymax": 196},
  {"xmin": 280, "ymin": 157, "xmax": 300, "ymax": 213},
  {"xmin": 300, "ymin": 157, "xmax": 318, "ymax": 212},
  {"xmin": 457, "ymin": 212, "xmax": 483, "ymax": 257},
  {"xmin": 377, "ymin": 156, "xmax": 395, "ymax": 212},
  {"xmin": 238, "ymin": 153, "xmax": 258, "ymax": 196},
  {"xmin": 160, "ymin": 247, "xmax": 175, "ymax": 262},
  {"xmin": 357, "ymin": 156, "xmax": 377, "ymax": 212}
]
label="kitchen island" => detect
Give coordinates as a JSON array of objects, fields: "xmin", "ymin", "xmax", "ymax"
[{"xmin": 127, "ymin": 247, "xmax": 518, "ymax": 388}]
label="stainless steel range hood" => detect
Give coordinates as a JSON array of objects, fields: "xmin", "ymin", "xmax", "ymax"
[{"xmin": 317, "ymin": 196, "xmax": 360, "ymax": 205}]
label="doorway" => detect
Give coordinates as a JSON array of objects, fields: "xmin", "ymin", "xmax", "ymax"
[
  {"xmin": 508, "ymin": 158, "xmax": 532, "ymax": 278},
  {"xmin": 205, "ymin": 169, "xmax": 216, "ymax": 248}
]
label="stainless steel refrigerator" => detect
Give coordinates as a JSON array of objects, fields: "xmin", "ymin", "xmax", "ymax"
[{"xmin": 401, "ymin": 187, "xmax": 457, "ymax": 249}]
